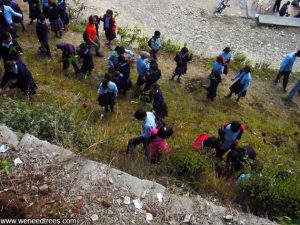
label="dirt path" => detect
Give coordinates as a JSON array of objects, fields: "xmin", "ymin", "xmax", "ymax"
[{"xmin": 84, "ymin": 0, "xmax": 300, "ymax": 71}]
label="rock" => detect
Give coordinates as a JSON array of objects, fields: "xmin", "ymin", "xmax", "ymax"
[
  {"xmin": 183, "ymin": 214, "xmax": 192, "ymax": 223},
  {"xmin": 224, "ymin": 215, "xmax": 233, "ymax": 222},
  {"xmin": 0, "ymin": 125, "xmax": 19, "ymax": 148},
  {"xmin": 124, "ymin": 196, "xmax": 131, "ymax": 205},
  {"xmin": 90, "ymin": 214, "xmax": 99, "ymax": 222},
  {"xmin": 141, "ymin": 190, "xmax": 147, "ymax": 199},
  {"xmin": 39, "ymin": 184, "xmax": 49, "ymax": 193},
  {"xmin": 102, "ymin": 199, "xmax": 112, "ymax": 208},
  {"xmin": 146, "ymin": 213, "xmax": 153, "ymax": 223}
]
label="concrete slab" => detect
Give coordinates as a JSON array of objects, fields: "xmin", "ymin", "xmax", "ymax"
[{"xmin": 258, "ymin": 14, "xmax": 300, "ymax": 27}]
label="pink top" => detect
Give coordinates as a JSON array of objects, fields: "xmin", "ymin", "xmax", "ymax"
[
  {"xmin": 192, "ymin": 134, "xmax": 209, "ymax": 152},
  {"xmin": 148, "ymin": 128, "xmax": 171, "ymax": 161}
]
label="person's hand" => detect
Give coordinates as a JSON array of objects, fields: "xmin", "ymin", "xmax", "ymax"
[{"xmin": 18, "ymin": 52, "xmax": 23, "ymax": 56}]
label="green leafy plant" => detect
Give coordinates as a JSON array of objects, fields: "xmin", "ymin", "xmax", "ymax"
[{"xmin": 0, "ymin": 159, "xmax": 10, "ymax": 175}]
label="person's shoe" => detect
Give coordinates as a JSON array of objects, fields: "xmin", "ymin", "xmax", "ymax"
[
  {"xmin": 273, "ymin": 80, "xmax": 278, "ymax": 85},
  {"xmin": 283, "ymin": 89, "xmax": 287, "ymax": 93},
  {"xmin": 176, "ymin": 78, "xmax": 181, "ymax": 83}
]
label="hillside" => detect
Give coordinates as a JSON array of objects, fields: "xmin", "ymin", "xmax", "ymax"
[{"xmin": 0, "ymin": 0, "xmax": 299, "ymax": 224}]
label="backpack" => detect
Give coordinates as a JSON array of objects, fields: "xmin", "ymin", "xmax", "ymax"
[{"xmin": 147, "ymin": 37, "xmax": 153, "ymax": 48}]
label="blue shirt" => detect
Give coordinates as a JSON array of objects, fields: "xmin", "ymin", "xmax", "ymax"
[
  {"xmin": 223, "ymin": 124, "xmax": 240, "ymax": 149},
  {"xmin": 105, "ymin": 16, "xmax": 110, "ymax": 29},
  {"xmin": 141, "ymin": 112, "xmax": 156, "ymax": 138},
  {"xmin": 98, "ymin": 81, "xmax": 118, "ymax": 95},
  {"xmin": 234, "ymin": 71, "xmax": 252, "ymax": 92},
  {"xmin": 136, "ymin": 56, "xmax": 150, "ymax": 76},
  {"xmin": 108, "ymin": 51, "xmax": 118, "ymax": 68},
  {"xmin": 220, "ymin": 51, "xmax": 232, "ymax": 65},
  {"xmin": 150, "ymin": 37, "xmax": 162, "ymax": 50},
  {"xmin": 41, "ymin": 0, "xmax": 49, "ymax": 7},
  {"xmin": 280, "ymin": 52, "xmax": 297, "ymax": 71},
  {"xmin": 212, "ymin": 61, "xmax": 224, "ymax": 74},
  {"xmin": 3, "ymin": 5, "xmax": 22, "ymax": 25},
  {"xmin": 236, "ymin": 173, "xmax": 252, "ymax": 186}
]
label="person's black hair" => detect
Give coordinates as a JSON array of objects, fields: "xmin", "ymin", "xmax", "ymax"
[
  {"xmin": 79, "ymin": 43, "xmax": 88, "ymax": 51},
  {"xmin": 151, "ymin": 83, "xmax": 160, "ymax": 91},
  {"xmin": 287, "ymin": 1, "xmax": 291, "ymax": 4},
  {"xmin": 154, "ymin": 30, "xmax": 160, "ymax": 37},
  {"xmin": 244, "ymin": 65, "xmax": 251, "ymax": 73},
  {"xmin": 223, "ymin": 47, "xmax": 231, "ymax": 53},
  {"xmin": 181, "ymin": 47, "xmax": 188, "ymax": 54},
  {"xmin": 2, "ymin": 32, "xmax": 10, "ymax": 41},
  {"xmin": 88, "ymin": 15, "xmax": 94, "ymax": 24},
  {"xmin": 117, "ymin": 46, "xmax": 125, "ymax": 55},
  {"xmin": 38, "ymin": 14, "xmax": 46, "ymax": 21},
  {"xmin": 118, "ymin": 55, "xmax": 126, "ymax": 63},
  {"xmin": 296, "ymin": 50, "xmax": 300, "ymax": 57},
  {"xmin": 230, "ymin": 121, "xmax": 241, "ymax": 132},
  {"xmin": 106, "ymin": 9, "xmax": 113, "ymax": 16},
  {"xmin": 157, "ymin": 127, "xmax": 173, "ymax": 139},
  {"xmin": 4, "ymin": 61, "xmax": 15, "ymax": 71},
  {"xmin": 134, "ymin": 109, "xmax": 147, "ymax": 120},
  {"xmin": 102, "ymin": 73, "xmax": 111, "ymax": 89},
  {"xmin": 203, "ymin": 136, "xmax": 219, "ymax": 148}
]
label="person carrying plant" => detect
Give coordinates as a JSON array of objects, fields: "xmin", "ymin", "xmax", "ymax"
[
  {"xmin": 225, "ymin": 65, "xmax": 252, "ymax": 102},
  {"xmin": 126, "ymin": 109, "xmax": 157, "ymax": 155},
  {"xmin": 274, "ymin": 50, "xmax": 300, "ymax": 92},
  {"xmin": 0, "ymin": 31, "xmax": 23, "ymax": 64},
  {"xmin": 77, "ymin": 42, "xmax": 94, "ymax": 78},
  {"xmin": 170, "ymin": 47, "xmax": 192, "ymax": 83},
  {"xmin": 56, "ymin": 42, "xmax": 79, "ymax": 74}
]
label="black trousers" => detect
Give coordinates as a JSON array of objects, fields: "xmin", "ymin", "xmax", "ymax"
[
  {"xmin": 39, "ymin": 38, "xmax": 51, "ymax": 56},
  {"xmin": 207, "ymin": 79, "xmax": 220, "ymax": 101},
  {"xmin": 126, "ymin": 136, "xmax": 148, "ymax": 155},
  {"xmin": 150, "ymin": 49, "xmax": 159, "ymax": 60},
  {"xmin": 273, "ymin": 0, "xmax": 282, "ymax": 11},
  {"xmin": 275, "ymin": 70, "xmax": 291, "ymax": 91},
  {"xmin": 63, "ymin": 59, "xmax": 79, "ymax": 73}
]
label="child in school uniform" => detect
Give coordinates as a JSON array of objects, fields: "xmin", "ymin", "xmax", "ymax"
[
  {"xmin": 144, "ymin": 63, "xmax": 161, "ymax": 92},
  {"xmin": 78, "ymin": 43, "xmax": 94, "ymax": 77},
  {"xmin": 0, "ymin": 32, "xmax": 23, "ymax": 64},
  {"xmin": 36, "ymin": 14, "xmax": 51, "ymax": 57},
  {"xmin": 56, "ymin": 42, "xmax": 79, "ymax": 73},
  {"xmin": 23, "ymin": 0, "xmax": 40, "ymax": 24},
  {"xmin": 150, "ymin": 83, "xmax": 168, "ymax": 119},
  {"xmin": 58, "ymin": 0, "xmax": 69, "ymax": 32},
  {"xmin": 100, "ymin": 9, "xmax": 116, "ymax": 48},
  {"xmin": 206, "ymin": 56, "xmax": 224, "ymax": 101},
  {"xmin": 219, "ymin": 47, "xmax": 232, "ymax": 75},
  {"xmin": 4, "ymin": 0, "xmax": 25, "ymax": 31},
  {"xmin": 114, "ymin": 55, "xmax": 132, "ymax": 95},
  {"xmin": 148, "ymin": 30, "xmax": 161, "ymax": 60},
  {"xmin": 97, "ymin": 73, "xmax": 118, "ymax": 112},
  {"xmin": 48, "ymin": 0, "xmax": 63, "ymax": 38},
  {"xmin": 170, "ymin": 47, "xmax": 192, "ymax": 83}
]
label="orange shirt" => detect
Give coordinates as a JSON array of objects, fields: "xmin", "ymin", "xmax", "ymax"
[{"xmin": 86, "ymin": 23, "xmax": 97, "ymax": 41}]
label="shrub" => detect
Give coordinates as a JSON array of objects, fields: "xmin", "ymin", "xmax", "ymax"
[
  {"xmin": 239, "ymin": 164, "xmax": 300, "ymax": 220},
  {"xmin": 0, "ymin": 97, "xmax": 82, "ymax": 148},
  {"xmin": 233, "ymin": 52, "xmax": 247, "ymax": 64},
  {"xmin": 165, "ymin": 149, "xmax": 210, "ymax": 176},
  {"xmin": 162, "ymin": 39, "xmax": 181, "ymax": 54}
]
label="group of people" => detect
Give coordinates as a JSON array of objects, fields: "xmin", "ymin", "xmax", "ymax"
[
  {"xmin": 273, "ymin": 0, "xmax": 300, "ymax": 17},
  {"xmin": 0, "ymin": 1, "xmax": 299, "ymax": 176}
]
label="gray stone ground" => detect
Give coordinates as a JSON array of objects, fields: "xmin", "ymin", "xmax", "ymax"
[
  {"xmin": 0, "ymin": 125, "xmax": 278, "ymax": 224},
  {"xmin": 83, "ymin": 0, "xmax": 300, "ymax": 71}
]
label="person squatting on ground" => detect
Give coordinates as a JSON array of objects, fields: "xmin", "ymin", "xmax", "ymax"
[
  {"xmin": 99, "ymin": 9, "xmax": 116, "ymax": 48},
  {"xmin": 225, "ymin": 65, "xmax": 252, "ymax": 102},
  {"xmin": 114, "ymin": 55, "xmax": 132, "ymax": 95},
  {"xmin": 148, "ymin": 30, "xmax": 161, "ymax": 60},
  {"xmin": 170, "ymin": 47, "xmax": 192, "ymax": 83},
  {"xmin": 136, "ymin": 51, "xmax": 150, "ymax": 88},
  {"xmin": 147, "ymin": 126, "xmax": 173, "ymax": 163},
  {"xmin": 219, "ymin": 47, "xmax": 232, "ymax": 75},
  {"xmin": 77, "ymin": 43, "xmax": 94, "ymax": 78},
  {"xmin": 0, "ymin": 60, "xmax": 37, "ymax": 95},
  {"xmin": 84, "ymin": 15, "xmax": 103, "ymax": 57},
  {"xmin": 97, "ymin": 73, "xmax": 118, "ymax": 113},
  {"xmin": 36, "ymin": 14, "xmax": 51, "ymax": 57},
  {"xmin": 5, "ymin": 0, "xmax": 25, "ymax": 32},
  {"xmin": 274, "ymin": 50, "xmax": 300, "ymax": 92},
  {"xmin": 216, "ymin": 121, "xmax": 245, "ymax": 158},
  {"xmin": 206, "ymin": 56, "xmax": 224, "ymax": 101},
  {"xmin": 0, "ymin": 31, "xmax": 23, "ymax": 64},
  {"xmin": 192, "ymin": 134, "xmax": 219, "ymax": 153},
  {"xmin": 56, "ymin": 42, "xmax": 79, "ymax": 74},
  {"xmin": 279, "ymin": 1, "xmax": 290, "ymax": 16},
  {"xmin": 126, "ymin": 109, "xmax": 157, "ymax": 155},
  {"xmin": 150, "ymin": 83, "xmax": 168, "ymax": 119},
  {"xmin": 226, "ymin": 145, "xmax": 257, "ymax": 173}
]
